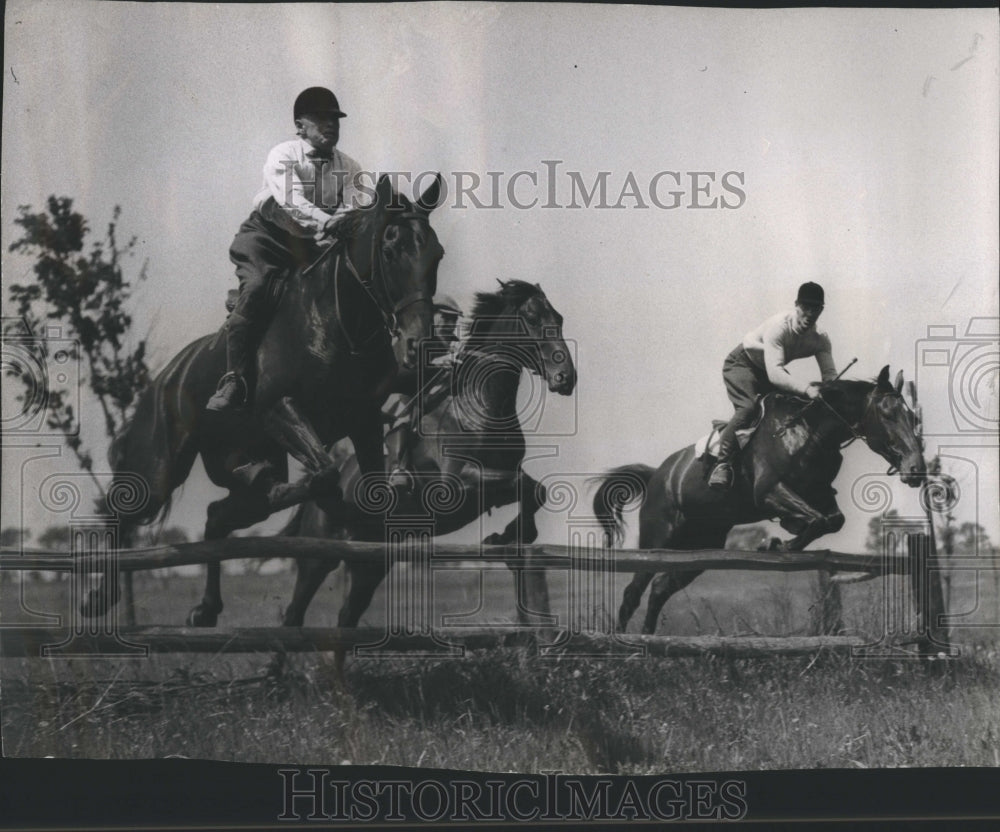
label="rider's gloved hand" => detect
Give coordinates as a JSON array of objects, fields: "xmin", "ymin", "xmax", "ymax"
[
  {"xmin": 315, "ymin": 210, "xmax": 352, "ymax": 245},
  {"xmin": 805, "ymin": 382, "xmax": 823, "ymax": 399}
]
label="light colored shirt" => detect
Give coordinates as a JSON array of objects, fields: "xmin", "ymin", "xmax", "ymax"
[
  {"xmin": 252, "ymin": 139, "xmax": 369, "ymax": 234},
  {"xmin": 742, "ymin": 310, "xmax": 836, "ymax": 395}
]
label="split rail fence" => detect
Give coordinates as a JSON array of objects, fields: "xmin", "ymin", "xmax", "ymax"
[{"xmin": 0, "ymin": 532, "xmax": 953, "ymax": 660}]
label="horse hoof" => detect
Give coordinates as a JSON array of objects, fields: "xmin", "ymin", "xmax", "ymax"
[
  {"xmin": 483, "ymin": 533, "xmax": 506, "ymax": 546},
  {"xmin": 309, "ymin": 469, "xmax": 343, "ymax": 500},
  {"xmin": 80, "ymin": 587, "xmax": 119, "ymax": 618},
  {"xmin": 186, "ymin": 606, "xmax": 219, "ymax": 627}
]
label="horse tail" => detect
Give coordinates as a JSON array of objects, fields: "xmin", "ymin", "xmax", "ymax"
[
  {"xmin": 101, "ymin": 335, "xmax": 212, "ymax": 537},
  {"xmin": 590, "ymin": 464, "xmax": 654, "ymax": 547}
]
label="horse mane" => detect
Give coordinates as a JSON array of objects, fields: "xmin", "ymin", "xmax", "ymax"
[
  {"xmin": 470, "ymin": 280, "xmax": 545, "ymax": 320},
  {"xmin": 333, "ymin": 198, "xmax": 377, "ymax": 242},
  {"xmin": 817, "ymin": 378, "xmax": 874, "ymax": 398}
]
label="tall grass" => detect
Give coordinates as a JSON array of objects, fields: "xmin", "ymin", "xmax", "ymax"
[{"xmin": 3, "ymin": 566, "xmax": 998, "ymax": 771}]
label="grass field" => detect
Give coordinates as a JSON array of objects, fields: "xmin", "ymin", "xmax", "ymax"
[{"xmin": 2, "ymin": 561, "xmax": 999, "ymax": 772}]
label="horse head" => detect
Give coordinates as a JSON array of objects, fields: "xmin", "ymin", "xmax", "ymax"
[
  {"xmin": 359, "ymin": 174, "xmax": 445, "ymax": 370},
  {"xmin": 468, "ymin": 280, "xmax": 576, "ymax": 395},
  {"xmin": 859, "ymin": 365, "xmax": 926, "ymax": 486}
]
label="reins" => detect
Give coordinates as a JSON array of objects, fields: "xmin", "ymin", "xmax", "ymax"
[{"xmin": 303, "ymin": 209, "xmax": 434, "ymax": 356}]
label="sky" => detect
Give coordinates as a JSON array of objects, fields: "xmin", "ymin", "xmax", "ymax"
[{"xmin": 2, "ymin": 3, "xmax": 998, "ymax": 557}]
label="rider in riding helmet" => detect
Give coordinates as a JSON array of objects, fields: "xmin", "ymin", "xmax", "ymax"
[
  {"xmin": 208, "ymin": 87, "xmax": 369, "ymax": 412},
  {"xmin": 386, "ymin": 294, "xmax": 466, "ymax": 487},
  {"xmin": 708, "ymin": 281, "xmax": 837, "ymax": 490}
]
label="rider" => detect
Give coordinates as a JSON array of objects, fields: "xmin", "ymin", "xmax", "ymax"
[
  {"xmin": 708, "ymin": 281, "xmax": 838, "ymax": 490},
  {"xmin": 207, "ymin": 87, "xmax": 367, "ymax": 412},
  {"xmin": 385, "ymin": 294, "xmax": 465, "ymax": 486}
]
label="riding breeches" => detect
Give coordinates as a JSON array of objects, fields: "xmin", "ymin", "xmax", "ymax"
[
  {"xmin": 229, "ymin": 206, "xmax": 319, "ymax": 324},
  {"xmin": 722, "ymin": 344, "xmax": 772, "ymax": 411},
  {"xmin": 717, "ymin": 345, "xmax": 773, "ymax": 464}
]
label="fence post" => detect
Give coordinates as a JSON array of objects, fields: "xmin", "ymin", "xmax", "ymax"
[
  {"xmin": 907, "ymin": 531, "xmax": 951, "ymax": 656},
  {"xmin": 512, "ymin": 548, "xmax": 554, "ymax": 628},
  {"xmin": 812, "ymin": 569, "xmax": 844, "ymax": 635}
]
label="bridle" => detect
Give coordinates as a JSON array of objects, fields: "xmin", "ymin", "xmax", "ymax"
[
  {"xmin": 307, "ymin": 209, "xmax": 436, "ymax": 356},
  {"xmin": 815, "ymin": 388, "xmax": 913, "ymax": 475}
]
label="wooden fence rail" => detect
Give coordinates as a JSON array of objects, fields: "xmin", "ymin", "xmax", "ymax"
[
  {"xmin": 0, "ymin": 626, "xmax": 868, "ymax": 660},
  {"xmin": 0, "ymin": 538, "xmax": 925, "ymax": 575},
  {"xmin": 0, "ymin": 536, "xmax": 953, "ymax": 659}
]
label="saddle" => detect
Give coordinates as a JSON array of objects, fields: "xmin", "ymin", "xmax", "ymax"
[
  {"xmin": 211, "ymin": 275, "xmax": 289, "ymax": 351},
  {"xmin": 224, "ymin": 276, "xmax": 287, "ymax": 314},
  {"xmin": 696, "ymin": 396, "xmax": 770, "ymax": 460}
]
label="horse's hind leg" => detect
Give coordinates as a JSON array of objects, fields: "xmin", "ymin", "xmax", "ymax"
[
  {"xmin": 283, "ymin": 557, "xmax": 338, "ymax": 627},
  {"xmin": 619, "ymin": 572, "xmax": 655, "ymax": 633},
  {"xmin": 641, "ymin": 524, "xmax": 725, "ymax": 634},
  {"xmin": 187, "ymin": 488, "xmax": 270, "ymax": 627},
  {"xmin": 642, "ymin": 570, "xmax": 704, "ymax": 635},
  {"xmin": 619, "ymin": 508, "xmax": 678, "ymax": 633}
]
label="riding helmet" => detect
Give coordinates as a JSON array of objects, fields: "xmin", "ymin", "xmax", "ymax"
[
  {"xmin": 796, "ymin": 282, "xmax": 825, "ymax": 306},
  {"xmin": 294, "ymin": 87, "xmax": 346, "ymax": 121}
]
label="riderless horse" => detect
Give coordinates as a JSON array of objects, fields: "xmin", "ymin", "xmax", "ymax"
[
  {"xmin": 279, "ymin": 280, "xmax": 576, "ymax": 630},
  {"xmin": 86, "ymin": 175, "xmax": 445, "ymax": 624},
  {"xmin": 592, "ymin": 367, "xmax": 925, "ymax": 634}
]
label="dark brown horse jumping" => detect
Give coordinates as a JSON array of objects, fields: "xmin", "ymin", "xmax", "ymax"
[
  {"xmin": 280, "ymin": 280, "xmax": 576, "ymax": 630},
  {"xmin": 87, "ymin": 175, "xmax": 445, "ymax": 624},
  {"xmin": 592, "ymin": 367, "xmax": 926, "ymax": 634}
]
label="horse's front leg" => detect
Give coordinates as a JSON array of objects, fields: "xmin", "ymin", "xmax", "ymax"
[
  {"xmin": 482, "ymin": 469, "xmax": 546, "ymax": 546},
  {"xmin": 479, "ymin": 470, "xmax": 553, "ymax": 626},
  {"xmin": 260, "ymin": 397, "xmax": 345, "ymax": 516},
  {"xmin": 760, "ymin": 482, "xmax": 845, "ymax": 551},
  {"xmin": 187, "ymin": 485, "xmax": 273, "ymax": 627}
]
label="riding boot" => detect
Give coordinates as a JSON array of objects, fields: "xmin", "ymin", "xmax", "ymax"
[
  {"xmin": 708, "ymin": 423, "xmax": 740, "ymax": 490},
  {"xmin": 207, "ymin": 312, "xmax": 254, "ymax": 411},
  {"xmin": 708, "ymin": 402, "xmax": 757, "ymax": 490}
]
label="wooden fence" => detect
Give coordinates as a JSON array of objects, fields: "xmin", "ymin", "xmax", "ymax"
[{"xmin": 0, "ymin": 535, "xmax": 953, "ymax": 659}]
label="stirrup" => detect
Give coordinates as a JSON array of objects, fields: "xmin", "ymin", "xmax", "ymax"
[
  {"xmin": 206, "ymin": 372, "xmax": 248, "ymax": 411},
  {"xmin": 708, "ymin": 462, "xmax": 734, "ymax": 491}
]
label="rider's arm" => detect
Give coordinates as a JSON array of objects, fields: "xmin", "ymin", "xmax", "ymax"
[
  {"xmin": 259, "ymin": 142, "xmax": 338, "ymax": 234},
  {"xmin": 762, "ymin": 322, "xmax": 812, "ymax": 396},
  {"xmin": 815, "ymin": 335, "xmax": 837, "ymax": 382}
]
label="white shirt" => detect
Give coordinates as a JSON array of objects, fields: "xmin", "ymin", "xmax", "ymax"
[
  {"xmin": 252, "ymin": 139, "xmax": 370, "ymax": 234},
  {"xmin": 742, "ymin": 310, "xmax": 837, "ymax": 395}
]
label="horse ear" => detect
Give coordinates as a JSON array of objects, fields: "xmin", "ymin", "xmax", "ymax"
[
  {"xmin": 876, "ymin": 365, "xmax": 891, "ymax": 390},
  {"xmin": 374, "ymin": 174, "xmax": 394, "ymax": 209},
  {"xmin": 415, "ymin": 172, "xmax": 444, "ymax": 213},
  {"xmin": 893, "ymin": 369, "xmax": 904, "ymax": 394},
  {"xmin": 905, "ymin": 379, "xmax": 918, "ymax": 406}
]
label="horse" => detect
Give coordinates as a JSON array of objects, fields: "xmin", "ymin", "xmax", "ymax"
[
  {"xmin": 87, "ymin": 175, "xmax": 445, "ymax": 625},
  {"xmin": 591, "ymin": 366, "xmax": 926, "ymax": 635},
  {"xmin": 279, "ymin": 279, "xmax": 576, "ymax": 631}
]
